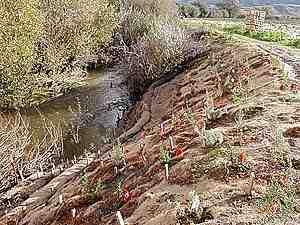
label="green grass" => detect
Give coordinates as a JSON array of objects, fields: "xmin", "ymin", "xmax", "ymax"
[{"xmin": 223, "ymin": 24, "xmax": 300, "ymax": 49}]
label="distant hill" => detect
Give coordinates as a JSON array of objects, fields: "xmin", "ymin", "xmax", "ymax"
[{"xmin": 176, "ymin": 0, "xmax": 300, "ymax": 17}]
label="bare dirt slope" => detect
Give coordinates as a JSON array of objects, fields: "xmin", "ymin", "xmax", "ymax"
[{"xmin": 1, "ymin": 37, "xmax": 300, "ymax": 225}]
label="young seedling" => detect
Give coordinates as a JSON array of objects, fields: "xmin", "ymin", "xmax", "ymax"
[
  {"xmin": 271, "ymin": 128, "xmax": 290, "ymax": 166},
  {"xmin": 160, "ymin": 144, "xmax": 171, "ymax": 165},
  {"xmin": 280, "ymin": 70, "xmax": 289, "ymax": 91},
  {"xmin": 114, "ymin": 180, "xmax": 123, "ymax": 198},
  {"xmin": 112, "ymin": 139, "xmax": 126, "ymax": 167},
  {"xmin": 160, "ymin": 144, "xmax": 171, "ymax": 180}
]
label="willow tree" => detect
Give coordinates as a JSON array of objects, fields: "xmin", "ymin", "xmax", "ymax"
[
  {"xmin": 40, "ymin": 0, "xmax": 119, "ymax": 77},
  {"xmin": 0, "ymin": 0, "xmax": 119, "ymax": 107},
  {"xmin": 0, "ymin": 0, "xmax": 42, "ymax": 107}
]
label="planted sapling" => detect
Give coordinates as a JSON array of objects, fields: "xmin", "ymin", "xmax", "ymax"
[
  {"xmin": 160, "ymin": 144, "xmax": 171, "ymax": 180},
  {"xmin": 112, "ymin": 139, "xmax": 126, "ymax": 167},
  {"xmin": 183, "ymin": 106, "xmax": 205, "ymax": 145},
  {"xmin": 160, "ymin": 144, "xmax": 171, "ymax": 165},
  {"xmin": 271, "ymin": 128, "xmax": 290, "ymax": 166},
  {"xmin": 114, "ymin": 179, "xmax": 123, "ymax": 198}
]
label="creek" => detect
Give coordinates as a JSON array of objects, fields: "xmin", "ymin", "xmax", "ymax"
[{"xmin": 20, "ymin": 68, "xmax": 131, "ymax": 160}]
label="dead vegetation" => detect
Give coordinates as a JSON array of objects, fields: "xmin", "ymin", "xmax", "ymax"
[{"xmin": 0, "ymin": 111, "xmax": 63, "ymax": 194}]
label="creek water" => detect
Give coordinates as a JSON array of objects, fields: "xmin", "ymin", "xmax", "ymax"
[{"xmin": 20, "ymin": 68, "xmax": 131, "ymax": 159}]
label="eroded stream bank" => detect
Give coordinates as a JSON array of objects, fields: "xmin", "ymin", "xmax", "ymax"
[{"xmin": 1, "ymin": 36, "xmax": 300, "ymax": 225}]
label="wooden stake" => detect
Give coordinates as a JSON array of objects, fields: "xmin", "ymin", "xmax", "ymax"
[
  {"xmin": 249, "ymin": 172, "xmax": 255, "ymax": 196},
  {"xmin": 160, "ymin": 123, "xmax": 165, "ymax": 138},
  {"xmin": 165, "ymin": 164, "xmax": 169, "ymax": 180},
  {"xmin": 59, "ymin": 194, "xmax": 63, "ymax": 204},
  {"xmin": 116, "ymin": 211, "xmax": 125, "ymax": 225},
  {"xmin": 71, "ymin": 208, "xmax": 76, "ymax": 218},
  {"xmin": 114, "ymin": 166, "xmax": 118, "ymax": 176},
  {"xmin": 169, "ymin": 136, "xmax": 175, "ymax": 150},
  {"xmin": 39, "ymin": 164, "xmax": 43, "ymax": 175},
  {"xmin": 191, "ymin": 194, "xmax": 200, "ymax": 211}
]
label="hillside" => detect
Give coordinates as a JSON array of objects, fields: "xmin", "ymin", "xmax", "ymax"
[{"xmin": 177, "ymin": 0, "xmax": 300, "ymax": 17}]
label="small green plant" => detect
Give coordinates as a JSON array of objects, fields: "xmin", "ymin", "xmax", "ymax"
[
  {"xmin": 113, "ymin": 179, "xmax": 123, "ymax": 198},
  {"xmin": 257, "ymin": 179, "xmax": 295, "ymax": 216},
  {"xmin": 280, "ymin": 70, "xmax": 289, "ymax": 90},
  {"xmin": 80, "ymin": 170, "xmax": 88, "ymax": 186},
  {"xmin": 285, "ymin": 92, "xmax": 300, "ymax": 102},
  {"xmin": 271, "ymin": 128, "xmax": 290, "ymax": 166},
  {"xmin": 232, "ymin": 93, "xmax": 242, "ymax": 105},
  {"xmin": 183, "ymin": 106, "xmax": 204, "ymax": 144},
  {"xmin": 204, "ymin": 128, "xmax": 224, "ymax": 147},
  {"xmin": 271, "ymin": 57, "xmax": 280, "ymax": 69},
  {"xmin": 183, "ymin": 106, "xmax": 198, "ymax": 129},
  {"xmin": 80, "ymin": 170, "xmax": 104, "ymax": 200},
  {"xmin": 160, "ymin": 144, "xmax": 171, "ymax": 165},
  {"xmin": 112, "ymin": 139, "xmax": 125, "ymax": 164}
]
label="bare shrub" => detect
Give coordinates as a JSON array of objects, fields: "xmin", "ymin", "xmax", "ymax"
[
  {"xmin": 0, "ymin": 112, "xmax": 63, "ymax": 192},
  {"xmin": 119, "ymin": 9, "xmax": 153, "ymax": 44},
  {"xmin": 125, "ymin": 0, "xmax": 177, "ymax": 16},
  {"xmin": 125, "ymin": 17, "xmax": 197, "ymax": 83}
]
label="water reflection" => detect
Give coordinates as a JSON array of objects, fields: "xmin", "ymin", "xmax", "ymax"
[{"xmin": 20, "ymin": 68, "xmax": 130, "ymax": 159}]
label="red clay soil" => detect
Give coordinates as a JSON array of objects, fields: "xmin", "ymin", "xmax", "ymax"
[{"xmin": 1, "ymin": 38, "xmax": 300, "ymax": 225}]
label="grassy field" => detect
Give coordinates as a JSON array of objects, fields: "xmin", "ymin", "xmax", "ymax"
[{"xmin": 185, "ymin": 18, "xmax": 300, "ymax": 50}]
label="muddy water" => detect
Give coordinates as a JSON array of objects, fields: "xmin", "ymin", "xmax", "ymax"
[{"xmin": 21, "ymin": 68, "xmax": 131, "ymax": 159}]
